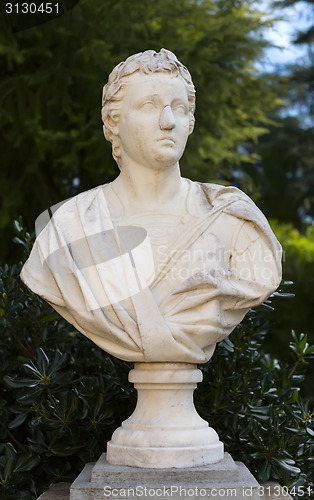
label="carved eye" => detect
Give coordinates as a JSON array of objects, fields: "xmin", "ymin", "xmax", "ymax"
[
  {"xmin": 140, "ymin": 101, "xmax": 156, "ymax": 110},
  {"xmin": 173, "ymin": 104, "xmax": 187, "ymax": 115}
]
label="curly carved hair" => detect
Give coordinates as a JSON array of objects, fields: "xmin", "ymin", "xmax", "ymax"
[{"xmin": 101, "ymin": 48, "xmax": 196, "ymax": 166}]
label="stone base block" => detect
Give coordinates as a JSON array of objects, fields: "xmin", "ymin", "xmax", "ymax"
[{"xmin": 66, "ymin": 453, "xmax": 292, "ymax": 500}]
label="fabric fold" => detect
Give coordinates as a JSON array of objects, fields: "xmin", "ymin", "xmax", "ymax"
[{"xmin": 20, "ymin": 182, "xmax": 282, "ymax": 363}]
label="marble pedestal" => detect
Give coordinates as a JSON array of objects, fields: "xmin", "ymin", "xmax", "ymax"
[
  {"xmin": 67, "ymin": 365, "xmax": 292, "ymax": 499},
  {"xmin": 107, "ymin": 363, "xmax": 223, "ymax": 468}
]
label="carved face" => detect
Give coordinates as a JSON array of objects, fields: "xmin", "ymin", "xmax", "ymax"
[{"xmin": 117, "ymin": 72, "xmax": 192, "ymax": 171}]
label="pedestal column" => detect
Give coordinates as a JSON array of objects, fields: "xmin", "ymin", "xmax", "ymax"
[{"xmin": 106, "ymin": 362, "xmax": 223, "ymax": 468}]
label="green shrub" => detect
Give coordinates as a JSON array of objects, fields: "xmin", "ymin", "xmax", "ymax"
[
  {"xmin": 0, "ymin": 223, "xmax": 313, "ymax": 499},
  {"xmin": 268, "ymin": 221, "xmax": 314, "ymax": 344},
  {"xmin": 261, "ymin": 221, "xmax": 314, "ymax": 404}
]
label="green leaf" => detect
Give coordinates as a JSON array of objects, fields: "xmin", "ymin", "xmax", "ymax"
[
  {"xmin": 274, "ymin": 459, "xmax": 301, "ymax": 475},
  {"xmin": 249, "ymin": 406, "xmax": 270, "ymax": 415},
  {"xmin": 8, "ymin": 412, "xmax": 28, "ymax": 429},
  {"xmin": 17, "ymin": 387, "xmax": 43, "ymax": 405},
  {"xmin": 292, "ymin": 390, "xmax": 300, "ymax": 403},
  {"xmin": 23, "ymin": 362, "xmax": 42, "ymax": 378},
  {"xmin": 13, "ymin": 220, "xmax": 23, "ymax": 233},
  {"xmin": 251, "ymin": 414, "xmax": 271, "ymax": 421},
  {"xmin": 12, "ymin": 236, "xmax": 26, "ymax": 246},
  {"xmin": 3, "ymin": 375, "xmax": 40, "ymax": 388},
  {"xmin": 286, "ymin": 427, "xmax": 301, "ymax": 434},
  {"xmin": 3, "ymin": 455, "xmax": 14, "ymax": 481},
  {"xmin": 306, "ymin": 427, "xmax": 314, "ymax": 437},
  {"xmin": 48, "ymin": 350, "xmax": 66, "ymax": 375},
  {"xmin": 1, "ymin": 443, "xmax": 17, "ymax": 481},
  {"xmin": 50, "ymin": 444, "xmax": 82, "ymax": 456},
  {"xmin": 36, "ymin": 348, "xmax": 50, "ymax": 374},
  {"xmin": 13, "ymin": 453, "xmax": 40, "ymax": 473}
]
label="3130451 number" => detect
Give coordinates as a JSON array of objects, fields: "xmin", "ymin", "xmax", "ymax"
[{"xmin": 5, "ymin": 3, "xmax": 59, "ymax": 14}]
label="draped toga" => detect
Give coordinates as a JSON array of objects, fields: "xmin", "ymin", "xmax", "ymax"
[{"xmin": 20, "ymin": 180, "xmax": 282, "ymax": 363}]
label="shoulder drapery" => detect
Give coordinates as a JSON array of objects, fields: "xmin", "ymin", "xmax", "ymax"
[{"xmin": 20, "ymin": 183, "xmax": 282, "ymax": 363}]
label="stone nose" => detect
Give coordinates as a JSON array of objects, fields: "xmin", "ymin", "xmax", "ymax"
[{"xmin": 159, "ymin": 105, "xmax": 175, "ymax": 130}]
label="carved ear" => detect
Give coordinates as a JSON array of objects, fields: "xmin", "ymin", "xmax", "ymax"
[
  {"xmin": 102, "ymin": 106, "xmax": 120, "ymax": 140},
  {"xmin": 107, "ymin": 112, "xmax": 119, "ymax": 128}
]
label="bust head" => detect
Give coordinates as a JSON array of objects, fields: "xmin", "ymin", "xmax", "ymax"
[{"xmin": 101, "ymin": 49, "xmax": 196, "ymax": 167}]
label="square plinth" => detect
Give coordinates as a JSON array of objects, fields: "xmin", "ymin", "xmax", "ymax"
[
  {"xmin": 91, "ymin": 452, "xmax": 239, "ymax": 484},
  {"xmin": 69, "ymin": 453, "xmax": 281, "ymax": 500}
]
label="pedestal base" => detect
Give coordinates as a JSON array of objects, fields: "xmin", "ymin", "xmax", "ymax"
[{"xmin": 107, "ymin": 363, "xmax": 223, "ymax": 468}]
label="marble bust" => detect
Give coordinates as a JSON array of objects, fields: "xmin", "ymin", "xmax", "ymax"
[
  {"xmin": 20, "ymin": 49, "xmax": 282, "ymax": 468},
  {"xmin": 21, "ymin": 48, "xmax": 281, "ymax": 364}
]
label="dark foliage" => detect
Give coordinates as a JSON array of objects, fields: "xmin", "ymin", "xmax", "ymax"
[{"xmin": 0, "ymin": 0, "xmax": 282, "ymax": 263}]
